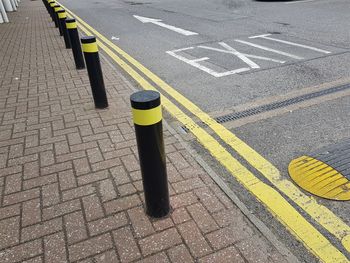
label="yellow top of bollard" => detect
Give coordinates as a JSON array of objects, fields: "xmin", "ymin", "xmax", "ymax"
[
  {"xmin": 82, "ymin": 42, "xmax": 98, "ymax": 53},
  {"xmin": 131, "ymin": 106, "xmax": 162, "ymax": 126},
  {"xmin": 66, "ymin": 21, "xmax": 77, "ymax": 29},
  {"xmin": 58, "ymin": 12, "xmax": 67, "ymax": 19}
]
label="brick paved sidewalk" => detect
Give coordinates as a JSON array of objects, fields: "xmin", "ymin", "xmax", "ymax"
[{"xmin": 0, "ymin": 1, "xmax": 292, "ymax": 262}]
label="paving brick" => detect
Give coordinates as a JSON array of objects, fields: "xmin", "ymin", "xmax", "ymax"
[
  {"xmin": 92, "ymin": 157, "xmax": 122, "ymax": 172},
  {"xmin": 105, "ymin": 194, "xmax": 141, "ymax": 215},
  {"xmin": 139, "ymin": 228, "xmax": 182, "ymax": 256},
  {"xmin": 41, "ymin": 161, "xmax": 72, "ymax": 176},
  {"xmin": 0, "ymin": 239, "xmax": 43, "ymax": 263},
  {"xmin": 58, "ymin": 169, "xmax": 77, "ymax": 190},
  {"xmin": 0, "ymin": 152, "xmax": 8, "ymax": 169},
  {"xmin": 70, "ymin": 141, "xmax": 98, "ymax": 153},
  {"xmin": 136, "ymin": 253, "xmax": 170, "ymax": 263},
  {"xmin": 24, "ymin": 161, "xmax": 40, "ymax": 179},
  {"xmin": 129, "ymin": 170, "xmax": 142, "ymax": 181},
  {"xmin": 4, "ymin": 173, "xmax": 22, "ymax": 194},
  {"xmin": 172, "ymin": 178, "xmax": 205, "ymax": 194},
  {"xmin": 236, "ymin": 234, "xmax": 286, "ymax": 263},
  {"xmin": 40, "ymin": 150, "xmax": 55, "ymax": 167},
  {"xmin": 77, "ymin": 170, "xmax": 110, "ymax": 186},
  {"xmin": 68, "ymin": 233, "xmax": 113, "ymax": 262},
  {"xmin": 73, "ymin": 157, "xmax": 91, "ymax": 176},
  {"xmin": 21, "ymin": 218, "xmax": 62, "ymax": 242},
  {"xmin": 121, "ymin": 154, "xmax": 139, "ymax": 172},
  {"xmin": 206, "ymin": 224, "xmax": 254, "ymax": 250},
  {"xmin": 0, "ymin": 204, "xmax": 21, "ymax": 220},
  {"xmin": 110, "ymin": 165, "xmax": 131, "ymax": 185},
  {"xmin": 117, "ymin": 183, "xmax": 137, "ymax": 197},
  {"xmin": 113, "ymin": 226, "xmax": 141, "ymax": 262},
  {"xmin": 43, "ymin": 199, "xmax": 81, "ymax": 220},
  {"xmin": 86, "ymin": 148, "xmax": 104, "ymax": 164},
  {"xmin": 67, "ymin": 132, "xmax": 83, "ymax": 146},
  {"xmin": 98, "ymin": 178, "xmax": 118, "ymax": 202},
  {"xmin": 54, "ymin": 140, "xmax": 70, "ymax": 155},
  {"xmin": 198, "ymin": 246, "xmax": 245, "ymax": 263},
  {"xmin": 62, "ymin": 184, "xmax": 95, "ymax": 201},
  {"xmin": 3, "ymin": 188, "xmax": 40, "ymax": 206},
  {"xmin": 93, "ymin": 249, "xmax": 120, "ymax": 263},
  {"xmin": 42, "ymin": 182, "xmax": 60, "ymax": 207},
  {"xmin": 22, "ymin": 198, "xmax": 41, "ymax": 227},
  {"xmin": 23, "ymin": 173, "xmax": 57, "ymax": 190},
  {"xmin": 187, "ymin": 203, "xmax": 219, "ymax": 234},
  {"xmin": 22, "ymin": 256, "xmax": 43, "ymax": 263},
  {"xmin": 171, "ymin": 192, "xmax": 198, "ymax": 208},
  {"xmin": 0, "ymin": 216, "xmax": 20, "ymax": 249},
  {"xmin": 178, "ymin": 221, "xmax": 212, "ymax": 258},
  {"xmin": 44, "ymin": 232, "xmax": 68, "ymax": 263},
  {"xmin": 194, "ymin": 188, "xmax": 225, "ymax": 214},
  {"xmin": 127, "ymin": 207, "xmax": 155, "ymax": 238},
  {"xmin": 104, "ymin": 147, "xmax": 133, "ymax": 160},
  {"xmin": 168, "ymin": 152, "xmax": 190, "ymax": 170},
  {"xmin": 171, "ymin": 207, "xmax": 191, "ymax": 225},
  {"xmin": 82, "ymin": 194, "xmax": 105, "ymax": 221},
  {"xmin": 153, "ymin": 217, "xmax": 174, "ymax": 232},
  {"xmin": 167, "ymin": 244, "xmax": 194, "ymax": 263},
  {"xmin": 0, "ymin": 165, "xmax": 23, "ymax": 177},
  {"xmin": 212, "ymin": 209, "xmax": 245, "ymax": 228},
  {"xmin": 64, "ymin": 211, "xmax": 88, "ymax": 244},
  {"xmin": 9, "ymin": 143, "xmax": 24, "ymax": 158},
  {"xmin": 88, "ymin": 212, "xmax": 128, "ymax": 236}
]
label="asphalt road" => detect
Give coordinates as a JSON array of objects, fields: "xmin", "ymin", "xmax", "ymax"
[{"xmin": 58, "ymin": 0, "xmax": 350, "ymax": 261}]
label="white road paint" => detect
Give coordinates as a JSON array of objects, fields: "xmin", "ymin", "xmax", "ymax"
[
  {"xmin": 199, "ymin": 42, "xmax": 285, "ymax": 66},
  {"xmin": 134, "ymin": 15, "xmax": 198, "ymax": 36},
  {"xmin": 249, "ymin": 34, "xmax": 331, "ymax": 54},
  {"xmin": 111, "ymin": 36, "xmax": 119, "ymax": 40},
  {"xmin": 235, "ymin": 39, "xmax": 304, "ymax": 60},
  {"xmin": 166, "ymin": 47, "xmax": 250, "ymax": 77},
  {"xmin": 285, "ymin": 0, "xmax": 317, "ymax": 4},
  {"xmin": 167, "ymin": 34, "xmax": 334, "ymax": 77}
]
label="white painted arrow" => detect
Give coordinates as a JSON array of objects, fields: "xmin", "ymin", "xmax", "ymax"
[{"xmin": 134, "ymin": 15, "xmax": 198, "ymax": 36}]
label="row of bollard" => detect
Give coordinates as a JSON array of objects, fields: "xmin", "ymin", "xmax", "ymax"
[
  {"xmin": 42, "ymin": 0, "xmax": 170, "ymax": 218},
  {"xmin": 0, "ymin": 0, "xmax": 20, "ymax": 23}
]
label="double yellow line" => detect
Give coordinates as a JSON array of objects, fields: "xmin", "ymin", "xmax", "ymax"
[{"xmin": 59, "ymin": 3, "xmax": 350, "ymax": 262}]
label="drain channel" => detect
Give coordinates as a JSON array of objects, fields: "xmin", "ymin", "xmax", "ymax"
[
  {"xmin": 180, "ymin": 83, "xmax": 350, "ymax": 133},
  {"xmin": 216, "ymin": 83, "xmax": 350, "ymax": 124}
]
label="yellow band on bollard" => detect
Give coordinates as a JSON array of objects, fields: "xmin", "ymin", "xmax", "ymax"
[
  {"xmin": 58, "ymin": 12, "xmax": 67, "ymax": 19},
  {"xmin": 66, "ymin": 21, "xmax": 77, "ymax": 29},
  {"xmin": 82, "ymin": 42, "xmax": 98, "ymax": 53},
  {"xmin": 50, "ymin": 3, "xmax": 55, "ymax": 7},
  {"xmin": 132, "ymin": 106, "xmax": 162, "ymax": 126},
  {"xmin": 54, "ymin": 7, "xmax": 62, "ymax": 12}
]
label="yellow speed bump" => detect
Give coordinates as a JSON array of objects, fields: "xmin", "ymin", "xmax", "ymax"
[{"xmin": 289, "ymin": 155, "xmax": 350, "ymax": 201}]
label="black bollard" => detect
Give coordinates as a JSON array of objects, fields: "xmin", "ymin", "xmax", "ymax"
[
  {"xmin": 48, "ymin": 0, "xmax": 55, "ymax": 21},
  {"xmin": 49, "ymin": 1, "xmax": 57, "ymax": 25},
  {"xmin": 81, "ymin": 36, "xmax": 108, "ymax": 109},
  {"xmin": 66, "ymin": 18, "xmax": 85, "ymax": 69},
  {"xmin": 130, "ymin": 90, "xmax": 170, "ymax": 218},
  {"xmin": 57, "ymin": 10, "xmax": 71, "ymax": 49},
  {"xmin": 53, "ymin": 4, "xmax": 62, "ymax": 30}
]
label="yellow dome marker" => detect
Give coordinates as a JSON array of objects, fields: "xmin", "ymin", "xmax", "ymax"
[{"xmin": 289, "ymin": 156, "xmax": 350, "ymax": 201}]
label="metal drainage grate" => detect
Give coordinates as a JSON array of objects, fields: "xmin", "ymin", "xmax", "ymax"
[
  {"xmin": 215, "ymin": 83, "xmax": 350, "ymax": 124},
  {"xmin": 180, "ymin": 83, "xmax": 350, "ymax": 133}
]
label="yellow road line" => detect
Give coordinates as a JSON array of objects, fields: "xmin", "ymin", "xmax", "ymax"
[
  {"xmin": 60, "ymin": 5, "xmax": 350, "ymax": 261},
  {"xmin": 74, "ymin": 20, "xmax": 347, "ymax": 262},
  {"xmin": 62, "ymin": 6, "xmax": 350, "ymax": 255}
]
